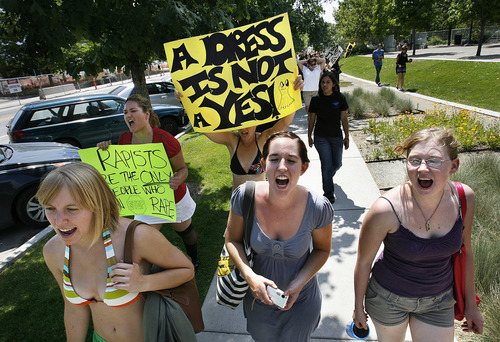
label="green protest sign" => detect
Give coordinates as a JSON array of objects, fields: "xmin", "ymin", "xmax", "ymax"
[{"xmin": 78, "ymin": 143, "xmax": 176, "ymax": 221}]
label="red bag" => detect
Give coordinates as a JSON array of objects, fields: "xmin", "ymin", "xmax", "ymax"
[{"xmin": 453, "ymin": 182, "xmax": 481, "ymax": 321}]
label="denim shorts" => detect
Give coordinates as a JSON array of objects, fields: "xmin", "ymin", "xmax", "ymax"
[
  {"xmin": 365, "ymin": 278, "xmax": 455, "ymax": 327},
  {"xmin": 396, "ymin": 67, "xmax": 406, "ymax": 73}
]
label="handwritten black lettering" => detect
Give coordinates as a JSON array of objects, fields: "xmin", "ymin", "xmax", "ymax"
[{"xmin": 171, "ymin": 43, "xmax": 199, "ymax": 72}]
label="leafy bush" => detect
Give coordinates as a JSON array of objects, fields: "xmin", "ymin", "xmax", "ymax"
[{"xmin": 428, "ymin": 36, "xmax": 447, "ymax": 46}]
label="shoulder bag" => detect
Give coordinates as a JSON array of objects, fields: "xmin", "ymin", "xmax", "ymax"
[
  {"xmin": 216, "ymin": 181, "xmax": 255, "ymax": 309},
  {"xmin": 124, "ymin": 220, "xmax": 205, "ymax": 338},
  {"xmin": 453, "ymin": 182, "xmax": 481, "ymax": 321}
]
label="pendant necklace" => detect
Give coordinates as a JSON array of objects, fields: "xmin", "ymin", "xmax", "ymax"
[{"xmin": 411, "ymin": 188, "xmax": 445, "ymax": 231}]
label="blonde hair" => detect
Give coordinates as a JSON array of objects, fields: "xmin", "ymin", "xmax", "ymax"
[
  {"xmin": 37, "ymin": 162, "xmax": 120, "ymax": 245},
  {"xmin": 126, "ymin": 94, "xmax": 160, "ymax": 128},
  {"xmin": 394, "ymin": 127, "xmax": 458, "ymax": 159}
]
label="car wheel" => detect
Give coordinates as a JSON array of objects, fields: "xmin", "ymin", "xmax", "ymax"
[
  {"xmin": 161, "ymin": 117, "xmax": 178, "ymax": 135},
  {"xmin": 56, "ymin": 138, "xmax": 82, "ymax": 148},
  {"xmin": 15, "ymin": 186, "xmax": 48, "ymax": 229}
]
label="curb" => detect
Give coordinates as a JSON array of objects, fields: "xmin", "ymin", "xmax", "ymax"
[{"xmin": 0, "ymin": 226, "xmax": 53, "ymax": 272}]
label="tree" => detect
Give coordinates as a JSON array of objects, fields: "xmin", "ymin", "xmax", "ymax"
[
  {"xmin": 392, "ymin": 0, "xmax": 435, "ymax": 55},
  {"xmin": 334, "ymin": 0, "xmax": 374, "ymax": 44},
  {"xmin": 0, "ymin": 1, "xmax": 81, "ymax": 77},
  {"xmin": 467, "ymin": 0, "xmax": 500, "ymax": 56},
  {"xmin": 1, "ymin": 0, "xmax": 331, "ymax": 97}
]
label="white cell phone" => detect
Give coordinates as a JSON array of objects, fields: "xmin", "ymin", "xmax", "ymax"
[{"xmin": 266, "ymin": 286, "xmax": 289, "ymax": 309}]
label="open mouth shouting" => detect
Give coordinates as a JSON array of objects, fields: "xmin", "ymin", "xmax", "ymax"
[
  {"xmin": 417, "ymin": 177, "xmax": 433, "ymax": 189},
  {"xmin": 276, "ymin": 175, "xmax": 289, "ymax": 189},
  {"xmin": 58, "ymin": 227, "xmax": 77, "ymax": 238},
  {"xmin": 127, "ymin": 118, "xmax": 135, "ymax": 128}
]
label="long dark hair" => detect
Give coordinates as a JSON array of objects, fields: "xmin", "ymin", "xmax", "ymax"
[{"xmin": 318, "ymin": 71, "xmax": 339, "ymax": 96}]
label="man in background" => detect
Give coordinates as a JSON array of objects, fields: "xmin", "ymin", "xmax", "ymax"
[
  {"xmin": 372, "ymin": 43, "xmax": 384, "ymax": 86},
  {"xmin": 298, "ymin": 56, "xmax": 326, "ymax": 113}
]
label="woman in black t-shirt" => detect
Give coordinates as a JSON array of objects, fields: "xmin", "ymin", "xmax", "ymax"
[
  {"xmin": 396, "ymin": 45, "xmax": 413, "ymax": 91},
  {"xmin": 307, "ymin": 72, "xmax": 349, "ymax": 203}
]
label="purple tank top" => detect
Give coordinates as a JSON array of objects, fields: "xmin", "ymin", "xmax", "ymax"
[{"xmin": 371, "ymin": 197, "xmax": 463, "ymax": 297}]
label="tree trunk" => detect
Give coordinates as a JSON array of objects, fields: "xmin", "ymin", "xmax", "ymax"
[
  {"xmin": 129, "ymin": 56, "xmax": 150, "ymax": 100},
  {"xmin": 412, "ymin": 27, "xmax": 416, "ymax": 56},
  {"xmin": 447, "ymin": 25, "xmax": 452, "ymax": 46},
  {"xmin": 468, "ymin": 20, "xmax": 473, "ymax": 45},
  {"xmin": 476, "ymin": 17, "xmax": 485, "ymax": 56}
]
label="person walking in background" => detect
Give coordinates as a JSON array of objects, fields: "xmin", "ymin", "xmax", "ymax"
[
  {"xmin": 307, "ymin": 72, "xmax": 349, "ymax": 204},
  {"xmin": 40, "ymin": 162, "xmax": 194, "ymax": 341},
  {"xmin": 353, "ymin": 128, "xmax": 483, "ymax": 341},
  {"xmin": 372, "ymin": 43, "xmax": 384, "ymax": 86},
  {"xmin": 297, "ymin": 56, "xmax": 326, "ymax": 113},
  {"xmin": 396, "ymin": 45, "xmax": 412, "ymax": 91},
  {"xmin": 97, "ymin": 94, "xmax": 199, "ymax": 270},
  {"xmin": 225, "ymin": 131, "xmax": 333, "ymax": 342}
]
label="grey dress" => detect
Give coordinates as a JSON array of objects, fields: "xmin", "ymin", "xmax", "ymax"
[{"xmin": 231, "ymin": 183, "xmax": 334, "ymax": 342}]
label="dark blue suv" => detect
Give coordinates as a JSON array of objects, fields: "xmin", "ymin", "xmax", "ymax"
[{"xmin": 7, "ymin": 94, "xmax": 187, "ymax": 148}]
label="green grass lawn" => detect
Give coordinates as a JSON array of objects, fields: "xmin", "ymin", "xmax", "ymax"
[{"xmin": 341, "ymin": 56, "xmax": 500, "ymax": 112}]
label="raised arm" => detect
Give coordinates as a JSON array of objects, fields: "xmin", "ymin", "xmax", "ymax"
[
  {"xmin": 297, "ymin": 59, "xmax": 307, "ymax": 72},
  {"xmin": 317, "ymin": 57, "xmax": 327, "ymax": 71}
]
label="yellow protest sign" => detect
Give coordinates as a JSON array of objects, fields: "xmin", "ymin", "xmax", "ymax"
[
  {"xmin": 78, "ymin": 144, "xmax": 176, "ymax": 221},
  {"xmin": 164, "ymin": 13, "xmax": 300, "ymax": 133}
]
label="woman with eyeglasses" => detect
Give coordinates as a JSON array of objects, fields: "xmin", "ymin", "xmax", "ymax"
[{"xmin": 353, "ymin": 127, "xmax": 483, "ymax": 341}]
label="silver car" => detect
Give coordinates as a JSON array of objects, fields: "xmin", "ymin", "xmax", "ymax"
[{"xmin": 110, "ymin": 81, "xmax": 180, "ymax": 106}]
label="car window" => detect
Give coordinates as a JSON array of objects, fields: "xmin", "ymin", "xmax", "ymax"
[
  {"xmin": 28, "ymin": 106, "xmax": 69, "ymax": 127},
  {"xmin": 147, "ymin": 83, "xmax": 161, "ymax": 94},
  {"xmin": 110, "ymin": 86, "xmax": 126, "ymax": 95},
  {"xmin": 157, "ymin": 82, "xmax": 172, "ymax": 93},
  {"xmin": 100, "ymin": 99, "xmax": 124, "ymax": 115},
  {"xmin": 73, "ymin": 102, "xmax": 94, "ymax": 119}
]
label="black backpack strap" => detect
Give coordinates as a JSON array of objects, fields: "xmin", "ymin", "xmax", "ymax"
[{"xmin": 242, "ymin": 181, "xmax": 256, "ymax": 249}]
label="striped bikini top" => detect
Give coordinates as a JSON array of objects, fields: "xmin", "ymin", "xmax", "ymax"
[{"xmin": 63, "ymin": 230, "xmax": 141, "ymax": 307}]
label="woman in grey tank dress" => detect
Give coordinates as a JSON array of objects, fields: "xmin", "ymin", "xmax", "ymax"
[{"xmin": 225, "ymin": 132, "xmax": 334, "ymax": 341}]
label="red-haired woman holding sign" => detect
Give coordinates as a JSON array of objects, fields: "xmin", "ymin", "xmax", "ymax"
[{"xmin": 97, "ymin": 94, "xmax": 199, "ymax": 270}]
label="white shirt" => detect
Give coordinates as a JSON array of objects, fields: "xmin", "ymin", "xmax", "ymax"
[{"xmin": 302, "ymin": 65, "xmax": 322, "ymax": 91}]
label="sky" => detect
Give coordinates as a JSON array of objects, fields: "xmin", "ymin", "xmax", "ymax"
[{"xmin": 321, "ymin": 0, "xmax": 339, "ymax": 24}]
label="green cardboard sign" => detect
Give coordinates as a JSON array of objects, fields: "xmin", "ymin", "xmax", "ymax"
[{"xmin": 79, "ymin": 143, "xmax": 176, "ymax": 221}]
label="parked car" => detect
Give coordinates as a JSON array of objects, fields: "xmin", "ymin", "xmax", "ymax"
[
  {"xmin": 7, "ymin": 94, "xmax": 187, "ymax": 148},
  {"xmin": 0, "ymin": 142, "xmax": 81, "ymax": 230},
  {"xmin": 110, "ymin": 80, "xmax": 179, "ymax": 106}
]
